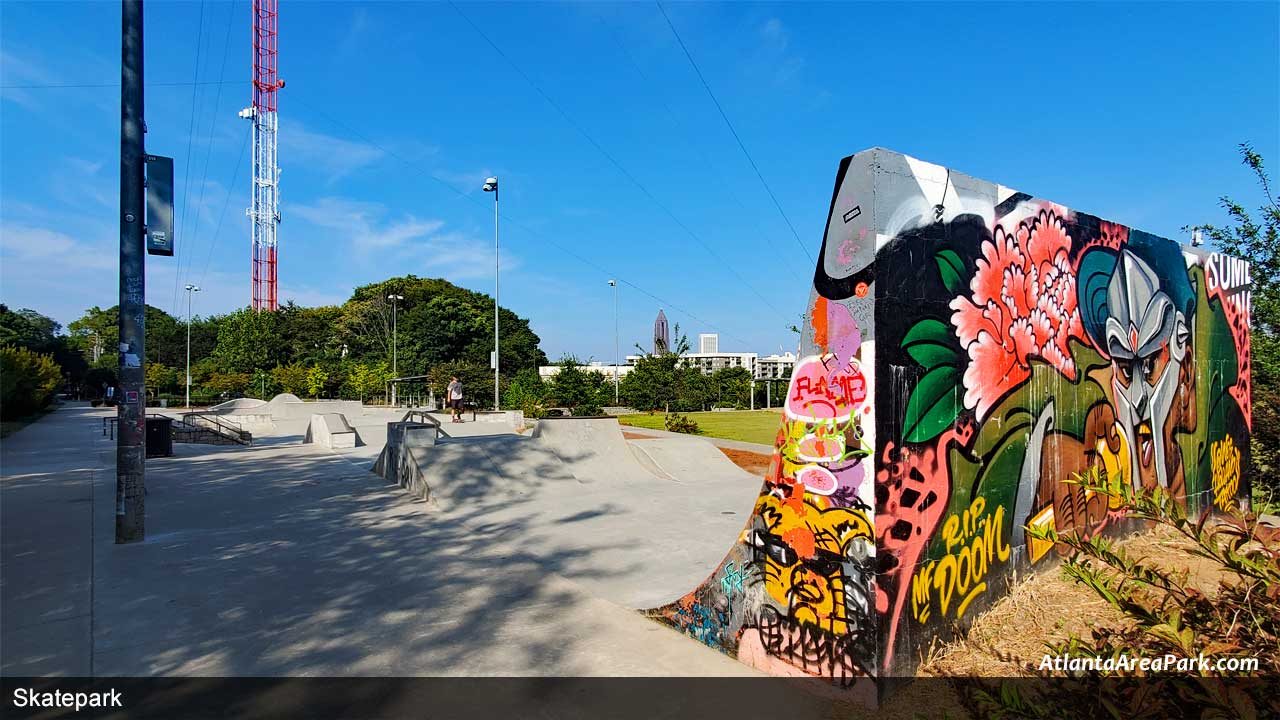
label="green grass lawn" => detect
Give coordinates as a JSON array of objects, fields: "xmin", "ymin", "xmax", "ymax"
[{"xmin": 617, "ymin": 409, "xmax": 784, "ymax": 447}]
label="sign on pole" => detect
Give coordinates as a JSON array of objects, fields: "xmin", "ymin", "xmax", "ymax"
[{"xmin": 145, "ymin": 154, "xmax": 173, "ymax": 256}]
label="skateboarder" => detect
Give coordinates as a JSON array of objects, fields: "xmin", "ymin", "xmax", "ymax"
[{"xmin": 447, "ymin": 376, "xmax": 464, "ymax": 423}]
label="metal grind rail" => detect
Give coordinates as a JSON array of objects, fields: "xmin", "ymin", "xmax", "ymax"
[{"xmin": 180, "ymin": 412, "xmax": 253, "ymax": 445}]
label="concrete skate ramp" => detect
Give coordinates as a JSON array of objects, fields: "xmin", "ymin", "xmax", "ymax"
[
  {"xmin": 378, "ymin": 419, "xmax": 761, "ymax": 608},
  {"xmin": 531, "ymin": 416, "xmax": 641, "ymax": 484},
  {"xmin": 628, "ymin": 435, "xmax": 755, "ymax": 482},
  {"xmin": 209, "ymin": 397, "xmax": 267, "ymax": 413},
  {"xmin": 304, "ymin": 413, "xmax": 361, "ymax": 449}
]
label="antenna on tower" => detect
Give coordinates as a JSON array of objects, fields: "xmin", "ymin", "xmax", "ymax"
[{"xmin": 241, "ymin": 0, "xmax": 282, "ymax": 311}]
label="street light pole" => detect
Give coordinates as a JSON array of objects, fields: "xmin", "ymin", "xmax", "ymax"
[
  {"xmin": 609, "ymin": 279, "xmax": 618, "ymax": 404},
  {"xmin": 184, "ymin": 284, "xmax": 199, "ymax": 408},
  {"xmin": 483, "ymin": 176, "xmax": 499, "ymax": 410},
  {"xmin": 387, "ymin": 294, "xmax": 403, "ymax": 406}
]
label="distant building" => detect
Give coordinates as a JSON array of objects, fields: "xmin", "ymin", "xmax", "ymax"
[
  {"xmin": 681, "ymin": 351, "xmax": 756, "ymax": 375},
  {"xmin": 654, "ymin": 309, "xmax": 669, "ymax": 355},
  {"xmin": 698, "ymin": 333, "xmax": 719, "ymax": 354},
  {"xmin": 539, "ymin": 362, "xmax": 633, "ymax": 381},
  {"xmin": 756, "ymin": 351, "xmax": 797, "ymax": 379}
]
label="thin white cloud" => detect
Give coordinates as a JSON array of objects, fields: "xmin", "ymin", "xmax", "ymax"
[
  {"xmin": 0, "ymin": 223, "xmax": 115, "ymax": 271},
  {"xmin": 0, "ymin": 49, "xmax": 57, "ymax": 109},
  {"xmin": 290, "ymin": 196, "xmax": 516, "ymax": 279},
  {"xmin": 756, "ymin": 17, "xmax": 804, "ymax": 84},
  {"xmin": 290, "ymin": 197, "xmax": 444, "ymax": 250},
  {"xmin": 283, "ymin": 122, "xmax": 385, "ymax": 184}
]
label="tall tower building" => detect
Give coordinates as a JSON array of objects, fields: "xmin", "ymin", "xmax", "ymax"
[
  {"xmin": 653, "ymin": 309, "xmax": 669, "ymax": 355},
  {"xmin": 698, "ymin": 333, "xmax": 719, "ymax": 354}
]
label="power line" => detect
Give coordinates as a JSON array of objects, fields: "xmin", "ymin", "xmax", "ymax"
[
  {"xmin": 196, "ymin": 123, "xmax": 252, "ymax": 289},
  {"xmin": 179, "ymin": 0, "xmax": 238, "ymax": 298},
  {"xmin": 172, "ymin": 1, "xmax": 208, "ymax": 317},
  {"xmin": 289, "ymin": 93, "xmax": 757, "ymax": 348},
  {"xmin": 0, "ymin": 80, "xmax": 245, "ymax": 89},
  {"xmin": 447, "ymin": 1, "xmax": 788, "ymax": 319},
  {"xmin": 655, "ymin": 1, "xmax": 814, "ymax": 265},
  {"xmin": 599, "ymin": 14, "xmax": 808, "ymax": 286}
]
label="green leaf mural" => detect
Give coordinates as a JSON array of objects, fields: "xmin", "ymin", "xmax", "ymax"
[
  {"xmin": 903, "ymin": 365, "xmax": 962, "ymax": 443},
  {"xmin": 935, "ymin": 249, "xmax": 966, "ymax": 295},
  {"xmin": 902, "ymin": 318, "xmax": 961, "ymax": 371}
]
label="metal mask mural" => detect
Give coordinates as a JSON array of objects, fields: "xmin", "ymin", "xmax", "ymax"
[{"xmin": 647, "ymin": 148, "xmax": 1251, "ymax": 692}]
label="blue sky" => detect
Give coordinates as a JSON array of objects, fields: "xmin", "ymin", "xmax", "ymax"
[{"xmin": 2, "ymin": 1, "xmax": 1276, "ymax": 363}]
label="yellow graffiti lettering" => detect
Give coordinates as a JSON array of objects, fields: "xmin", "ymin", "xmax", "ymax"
[
  {"xmin": 910, "ymin": 498, "xmax": 1012, "ymax": 623},
  {"xmin": 1210, "ymin": 438, "xmax": 1241, "ymax": 511}
]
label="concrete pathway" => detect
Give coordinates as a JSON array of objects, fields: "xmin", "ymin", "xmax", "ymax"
[{"xmin": 1, "ymin": 403, "xmax": 761, "ymax": 677}]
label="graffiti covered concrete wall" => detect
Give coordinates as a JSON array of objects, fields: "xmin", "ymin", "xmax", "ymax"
[{"xmin": 647, "ymin": 147, "xmax": 1252, "ymax": 691}]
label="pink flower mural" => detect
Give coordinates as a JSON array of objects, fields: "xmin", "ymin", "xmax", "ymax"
[{"xmin": 949, "ymin": 208, "xmax": 1082, "ymax": 420}]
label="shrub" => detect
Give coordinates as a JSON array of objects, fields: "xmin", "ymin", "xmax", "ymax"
[
  {"xmin": 664, "ymin": 412, "xmax": 700, "ymax": 434},
  {"xmin": 0, "ymin": 346, "xmax": 61, "ymax": 419},
  {"xmin": 573, "ymin": 404, "xmax": 603, "ymax": 417},
  {"xmin": 958, "ymin": 469, "xmax": 1279, "ymax": 718}
]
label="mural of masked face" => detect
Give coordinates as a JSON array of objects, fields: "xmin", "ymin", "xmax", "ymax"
[{"xmin": 1092, "ymin": 250, "xmax": 1192, "ymax": 492}]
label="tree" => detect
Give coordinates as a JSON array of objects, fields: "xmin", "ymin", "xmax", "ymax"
[
  {"xmin": 213, "ymin": 308, "xmax": 283, "ymax": 373},
  {"xmin": 305, "ymin": 365, "xmax": 329, "ymax": 399},
  {"xmin": 622, "ymin": 323, "xmax": 701, "ymax": 411},
  {"xmin": 203, "ymin": 372, "xmax": 252, "ymax": 397},
  {"xmin": 0, "ymin": 347, "xmax": 61, "ymax": 418},
  {"xmin": 269, "ymin": 364, "xmax": 309, "ymax": 397},
  {"xmin": 0, "ymin": 305, "xmax": 60, "ymax": 352},
  {"xmin": 503, "ymin": 367, "xmax": 547, "ymax": 416},
  {"xmin": 547, "ymin": 356, "xmax": 607, "ymax": 415},
  {"xmin": 428, "ymin": 360, "xmax": 494, "ymax": 410},
  {"xmin": 276, "ymin": 302, "xmax": 344, "ymax": 365},
  {"xmin": 145, "ymin": 363, "xmax": 178, "ymax": 395},
  {"xmin": 711, "ymin": 366, "xmax": 753, "ymax": 408},
  {"xmin": 347, "ymin": 363, "xmax": 376, "ymax": 401},
  {"xmin": 1194, "ymin": 143, "xmax": 1280, "ymax": 488}
]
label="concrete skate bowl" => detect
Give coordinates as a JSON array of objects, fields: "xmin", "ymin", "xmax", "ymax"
[{"xmin": 375, "ymin": 415, "xmax": 763, "ymax": 608}]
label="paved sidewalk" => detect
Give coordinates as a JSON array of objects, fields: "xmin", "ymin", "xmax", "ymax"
[
  {"xmin": 1, "ymin": 403, "xmax": 761, "ymax": 678},
  {"xmin": 0, "ymin": 403, "xmax": 103, "ymax": 676}
]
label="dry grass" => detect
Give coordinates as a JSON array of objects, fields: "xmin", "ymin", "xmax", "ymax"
[
  {"xmin": 919, "ymin": 523, "xmax": 1227, "ymax": 677},
  {"xmin": 718, "ymin": 447, "xmax": 772, "ymax": 477}
]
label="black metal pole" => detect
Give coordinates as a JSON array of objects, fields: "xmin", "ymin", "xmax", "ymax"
[{"xmin": 117, "ymin": 0, "xmax": 146, "ymax": 543}]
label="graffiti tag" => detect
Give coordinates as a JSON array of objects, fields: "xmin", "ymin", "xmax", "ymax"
[{"xmin": 911, "ymin": 497, "xmax": 1010, "ymax": 623}]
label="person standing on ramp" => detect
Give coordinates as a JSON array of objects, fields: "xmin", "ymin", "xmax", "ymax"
[{"xmin": 447, "ymin": 375, "xmax": 464, "ymax": 423}]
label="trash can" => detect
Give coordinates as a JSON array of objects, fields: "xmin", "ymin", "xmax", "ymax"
[{"xmin": 145, "ymin": 416, "xmax": 173, "ymax": 458}]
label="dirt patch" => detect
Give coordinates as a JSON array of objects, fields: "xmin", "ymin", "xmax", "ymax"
[
  {"xmin": 719, "ymin": 447, "xmax": 772, "ymax": 477},
  {"xmin": 919, "ymin": 523, "xmax": 1229, "ymax": 677},
  {"xmin": 622, "ymin": 431, "xmax": 653, "ymax": 440}
]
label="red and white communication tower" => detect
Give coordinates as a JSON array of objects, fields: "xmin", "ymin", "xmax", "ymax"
[{"xmin": 239, "ymin": 0, "xmax": 283, "ymax": 311}]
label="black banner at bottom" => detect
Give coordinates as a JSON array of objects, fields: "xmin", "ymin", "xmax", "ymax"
[{"xmin": 2, "ymin": 676, "xmax": 1278, "ymax": 720}]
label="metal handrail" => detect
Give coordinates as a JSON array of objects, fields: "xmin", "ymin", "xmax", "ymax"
[
  {"xmin": 399, "ymin": 410, "xmax": 443, "ymax": 427},
  {"xmin": 181, "ymin": 411, "xmax": 252, "ymax": 445},
  {"xmin": 103, "ymin": 413, "xmax": 170, "ymax": 440}
]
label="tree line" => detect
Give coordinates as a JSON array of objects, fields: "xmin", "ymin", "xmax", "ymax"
[{"xmin": 4, "ymin": 276, "xmax": 548, "ymax": 409}]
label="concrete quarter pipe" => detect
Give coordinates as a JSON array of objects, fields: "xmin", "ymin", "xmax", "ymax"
[{"xmin": 643, "ymin": 147, "xmax": 1252, "ymax": 699}]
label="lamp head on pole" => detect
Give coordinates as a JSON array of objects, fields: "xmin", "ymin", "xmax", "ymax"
[
  {"xmin": 482, "ymin": 177, "xmax": 498, "ymax": 193},
  {"xmin": 387, "ymin": 294, "xmax": 404, "ymax": 302},
  {"xmin": 185, "ymin": 284, "xmax": 200, "ymax": 293},
  {"xmin": 608, "ymin": 279, "xmax": 616, "ymax": 287}
]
